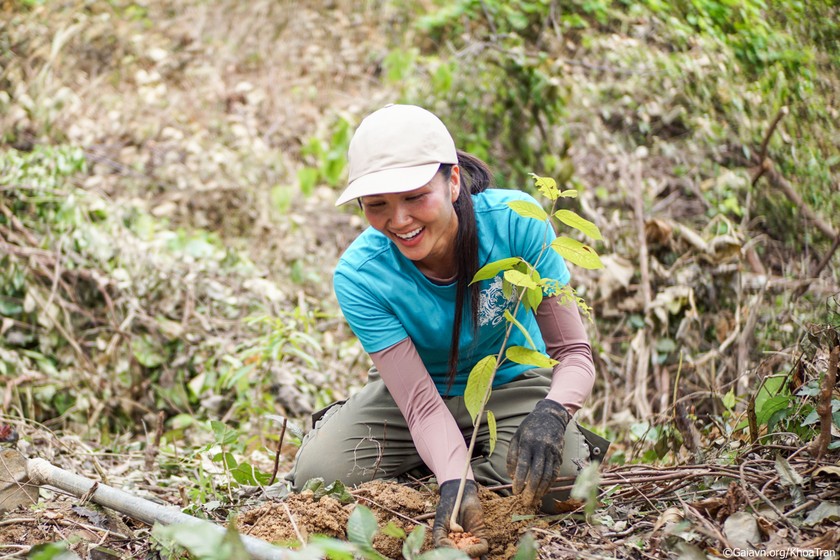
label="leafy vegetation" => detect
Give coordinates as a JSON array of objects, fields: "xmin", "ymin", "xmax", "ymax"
[{"xmin": 1, "ymin": 0, "xmax": 838, "ymax": 557}]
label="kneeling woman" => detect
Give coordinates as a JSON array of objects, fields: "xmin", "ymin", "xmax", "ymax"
[{"xmin": 288, "ymin": 105, "xmax": 601, "ymax": 555}]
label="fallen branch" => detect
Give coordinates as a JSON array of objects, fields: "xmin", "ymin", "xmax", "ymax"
[{"xmin": 1, "ymin": 452, "xmax": 291, "ymax": 560}]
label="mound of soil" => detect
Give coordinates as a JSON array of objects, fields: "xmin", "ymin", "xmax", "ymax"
[{"xmin": 238, "ymin": 480, "xmax": 540, "ymax": 559}]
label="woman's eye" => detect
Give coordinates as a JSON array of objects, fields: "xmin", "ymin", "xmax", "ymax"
[{"xmin": 407, "ymin": 194, "xmax": 426, "ymax": 201}]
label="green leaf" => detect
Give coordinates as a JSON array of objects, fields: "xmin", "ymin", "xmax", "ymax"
[
  {"xmin": 464, "ymin": 356, "xmax": 497, "ymax": 423},
  {"xmin": 559, "ymin": 189, "xmax": 578, "ymax": 198},
  {"xmin": 512, "ymin": 532, "xmax": 538, "ymax": 560},
  {"xmin": 221, "ymin": 522, "xmax": 250, "ymax": 560},
  {"xmin": 529, "ymin": 173, "xmax": 559, "ymax": 200},
  {"xmin": 506, "ymin": 346, "xmax": 558, "ymax": 369},
  {"xmin": 570, "ymin": 462, "xmax": 602, "ymax": 517},
  {"xmin": 210, "ymin": 421, "xmax": 239, "ymax": 446},
  {"xmin": 381, "ymin": 521, "xmax": 406, "ymax": 539},
  {"xmin": 550, "ymin": 237, "xmax": 604, "ymax": 269},
  {"xmin": 296, "ymin": 167, "xmax": 320, "ymax": 196},
  {"xmin": 308, "ymin": 535, "xmax": 358, "ymax": 559},
  {"xmin": 722, "ymin": 389, "xmax": 736, "ymax": 411},
  {"xmin": 471, "ymin": 257, "xmax": 522, "ymax": 284},
  {"xmin": 347, "ymin": 505, "xmax": 378, "ymax": 547},
  {"xmin": 554, "ymin": 209, "xmax": 603, "ymax": 240},
  {"xmin": 416, "ymin": 549, "xmax": 470, "ymax": 560},
  {"xmin": 153, "ymin": 522, "xmax": 224, "ymax": 558},
  {"xmin": 757, "ymin": 395, "xmax": 792, "ymax": 427},
  {"xmin": 27, "ymin": 542, "xmax": 77, "ymax": 560},
  {"xmin": 403, "ymin": 525, "xmax": 425, "ymax": 559},
  {"xmin": 503, "ymin": 309, "xmax": 536, "ymax": 350},
  {"xmin": 504, "ymin": 269, "xmax": 537, "ymax": 289},
  {"xmin": 507, "ymin": 200, "xmax": 548, "ymax": 221},
  {"xmin": 487, "ymin": 410, "xmax": 497, "ymax": 456},
  {"xmin": 212, "ymin": 451, "xmax": 237, "ymax": 469},
  {"xmin": 229, "ymin": 462, "xmax": 273, "ymax": 486},
  {"xmin": 304, "ymin": 479, "xmax": 355, "ymax": 504},
  {"xmin": 525, "ymin": 282, "xmax": 543, "ymax": 311}
]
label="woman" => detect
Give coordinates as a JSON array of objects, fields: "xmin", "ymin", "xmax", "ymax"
[{"xmin": 288, "ymin": 105, "xmax": 602, "ymax": 555}]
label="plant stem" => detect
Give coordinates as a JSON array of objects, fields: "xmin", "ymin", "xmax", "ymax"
[
  {"xmin": 449, "ymin": 289, "xmax": 527, "ymax": 531},
  {"xmin": 447, "ymin": 195, "xmax": 560, "ymax": 532}
]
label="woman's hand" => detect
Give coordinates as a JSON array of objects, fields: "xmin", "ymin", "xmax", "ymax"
[
  {"xmin": 432, "ymin": 479, "xmax": 489, "ymax": 557},
  {"xmin": 506, "ymin": 399, "xmax": 571, "ymax": 506}
]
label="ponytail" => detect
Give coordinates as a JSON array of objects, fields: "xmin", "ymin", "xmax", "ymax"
[{"xmin": 440, "ymin": 150, "xmax": 493, "ymax": 393}]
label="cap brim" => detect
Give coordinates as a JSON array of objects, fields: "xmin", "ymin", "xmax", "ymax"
[{"xmin": 335, "ymin": 163, "xmax": 441, "ymax": 206}]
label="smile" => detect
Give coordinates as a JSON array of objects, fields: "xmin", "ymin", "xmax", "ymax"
[{"xmin": 395, "ymin": 227, "xmax": 424, "ymax": 240}]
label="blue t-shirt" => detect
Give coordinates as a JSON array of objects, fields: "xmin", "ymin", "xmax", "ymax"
[{"xmin": 334, "ymin": 188, "xmax": 570, "ymax": 396}]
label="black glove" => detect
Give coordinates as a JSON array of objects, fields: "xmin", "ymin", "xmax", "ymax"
[
  {"xmin": 506, "ymin": 399, "xmax": 571, "ymax": 506},
  {"xmin": 432, "ymin": 479, "xmax": 489, "ymax": 557}
]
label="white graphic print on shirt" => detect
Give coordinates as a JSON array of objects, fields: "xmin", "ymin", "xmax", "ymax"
[{"xmin": 478, "ymin": 276, "xmax": 516, "ymax": 327}]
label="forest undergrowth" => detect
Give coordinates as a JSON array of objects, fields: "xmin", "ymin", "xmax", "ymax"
[{"xmin": 1, "ymin": 0, "xmax": 838, "ymax": 558}]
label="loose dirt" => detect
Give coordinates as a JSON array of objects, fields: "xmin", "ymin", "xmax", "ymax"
[{"xmin": 237, "ymin": 480, "xmax": 539, "ymax": 559}]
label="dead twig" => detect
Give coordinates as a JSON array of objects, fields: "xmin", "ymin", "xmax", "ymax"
[
  {"xmin": 751, "ymin": 106, "xmax": 789, "ymax": 187},
  {"xmin": 673, "ymin": 401, "xmax": 705, "ymax": 463},
  {"xmin": 281, "ymin": 502, "xmax": 306, "ymax": 545},
  {"xmin": 267, "ymin": 417, "xmax": 287, "ymax": 487},
  {"xmin": 792, "ymin": 233, "xmax": 840, "ymax": 299},
  {"xmin": 763, "ymin": 164, "xmax": 838, "ymax": 241},
  {"xmin": 808, "ymin": 343, "xmax": 839, "ymax": 461},
  {"xmin": 143, "ymin": 410, "xmax": 166, "ymax": 472},
  {"xmin": 354, "ymin": 494, "xmax": 425, "ymax": 527}
]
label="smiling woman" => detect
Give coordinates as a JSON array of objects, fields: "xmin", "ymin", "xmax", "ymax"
[
  {"xmin": 286, "ymin": 105, "xmax": 601, "ymax": 557},
  {"xmin": 359, "ymin": 171, "xmax": 460, "ymax": 280}
]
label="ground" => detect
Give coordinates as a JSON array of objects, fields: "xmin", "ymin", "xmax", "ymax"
[{"xmin": 1, "ymin": 0, "xmax": 839, "ymax": 559}]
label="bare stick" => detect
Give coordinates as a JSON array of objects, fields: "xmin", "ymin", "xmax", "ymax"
[
  {"xmin": 281, "ymin": 502, "xmax": 306, "ymax": 546},
  {"xmin": 752, "ymin": 106, "xmax": 789, "ymax": 186},
  {"xmin": 793, "ymin": 233, "xmax": 840, "ymax": 299},
  {"xmin": 808, "ymin": 343, "xmax": 839, "ymax": 461},
  {"xmin": 632, "ymin": 160, "xmax": 652, "ymax": 312},
  {"xmin": 764, "ymin": 164, "xmax": 837, "ymax": 240},
  {"xmin": 24, "ymin": 459, "xmax": 291, "ymax": 559},
  {"xmin": 144, "ymin": 411, "xmax": 166, "ymax": 472},
  {"xmin": 268, "ymin": 417, "xmax": 287, "ymax": 487}
]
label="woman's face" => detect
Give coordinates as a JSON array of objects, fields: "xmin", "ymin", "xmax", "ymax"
[{"xmin": 361, "ymin": 166, "xmax": 461, "ymax": 278}]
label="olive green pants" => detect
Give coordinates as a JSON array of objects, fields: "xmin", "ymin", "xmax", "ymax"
[{"xmin": 287, "ymin": 368, "xmax": 598, "ymax": 512}]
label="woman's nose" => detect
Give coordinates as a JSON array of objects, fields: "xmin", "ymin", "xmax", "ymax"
[{"xmin": 390, "ymin": 203, "xmax": 412, "ymax": 227}]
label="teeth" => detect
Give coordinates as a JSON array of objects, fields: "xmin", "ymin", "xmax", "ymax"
[{"xmin": 396, "ymin": 227, "xmax": 423, "ymax": 240}]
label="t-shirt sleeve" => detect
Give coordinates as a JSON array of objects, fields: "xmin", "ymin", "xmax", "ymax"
[
  {"xmin": 334, "ymin": 265, "xmax": 408, "ymax": 354},
  {"xmin": 370, "ymin": 339, "xmax": 473, "ymax": 483},
  {"xmin": 509, "ymin": 193, "xmax": 571, "ymax": 289}
]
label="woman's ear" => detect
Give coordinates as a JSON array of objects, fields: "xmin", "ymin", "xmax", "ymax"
[{"xmin": 449, "ymin": 165, "xmax": 461, "ymax": 203}]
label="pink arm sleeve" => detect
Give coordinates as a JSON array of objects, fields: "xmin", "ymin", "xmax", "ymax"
[
  {"xmin": 536, "ymin": 296, "xmax": 596, "ymax": 414},
  {"xmin": 369, "ymin": 338, "xmax": 474, "ymax": 483}
]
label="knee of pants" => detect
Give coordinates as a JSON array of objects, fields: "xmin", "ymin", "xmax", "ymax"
[{"xmin": 286, "ymin": 406, "xmax": 351, "ymax": 491}]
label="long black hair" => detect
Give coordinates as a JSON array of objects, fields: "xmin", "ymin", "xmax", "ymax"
[{"xmin": 440, "ymin": 150, "xmax": 493, "ymax": 392}]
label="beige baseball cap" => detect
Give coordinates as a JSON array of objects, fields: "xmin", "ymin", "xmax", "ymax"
[{"xmin": 335, "ymin": 104, "xmax": 458, "ymax": 206}]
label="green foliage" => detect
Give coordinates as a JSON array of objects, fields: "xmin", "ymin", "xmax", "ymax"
[
  {"xmin": 300, "ymin": 478, "xmax": 355, "ymax": 504},
  {"xmin": 458, "ymin": 172, "xmax": 602, "ymax": 515},
  {"xmin": 298, "ymin": 115, "xmax": 354, "ymax": 195},
  {"xmin": 570, "ymin": 462, "xmax": 602, "ymax": 518},
  {"xmin": 153, "ymin": 522, "xmax": 249, "ymax": 560},
  {"xmin": 27, "ymin": 541, "xmax": 78, "ymax": 560},
  {"xmin": 511, "ymin": 532, "xmax": 538, "ymax": 560},
  {"xmin": 0, "ymin": 144, "xmax": 335, "ymax": 505}
]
